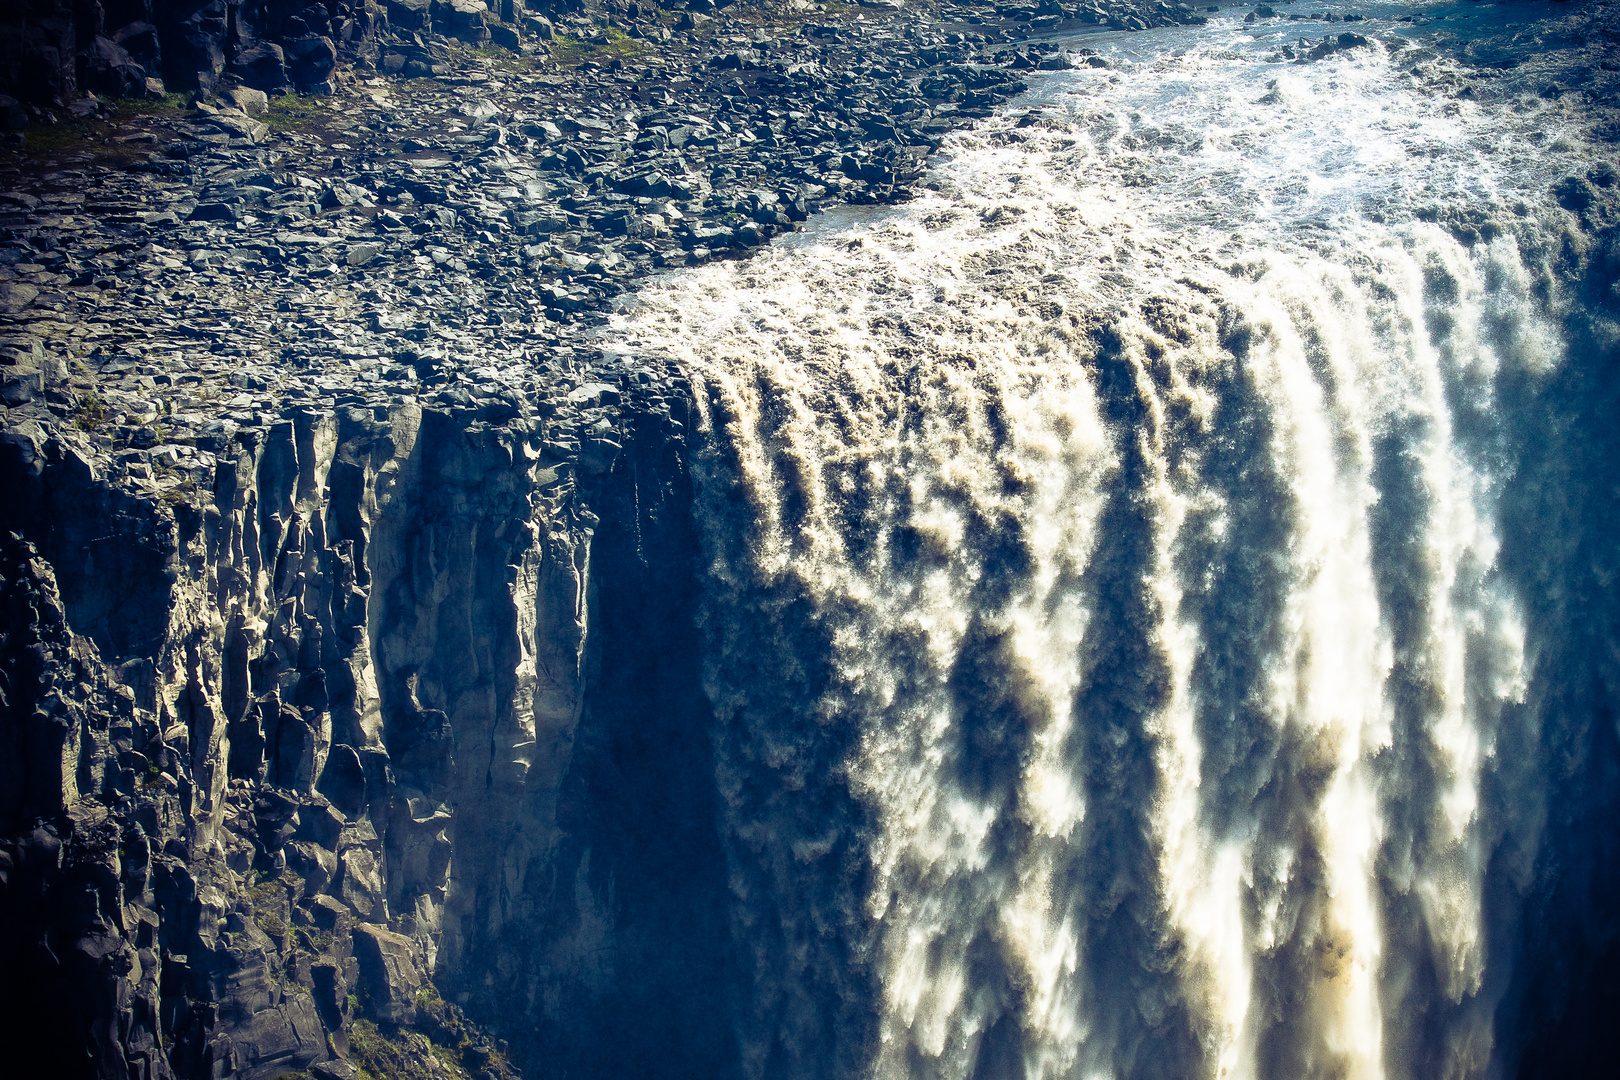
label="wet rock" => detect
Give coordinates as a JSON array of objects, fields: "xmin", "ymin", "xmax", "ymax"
[
  {"xmin": 1302, "ymin": 31, "xmax": 1372, "ymax": 62},
  {"xmin": 0, "ymin": 3, "xmax": 1137, "ymax": 1076}
]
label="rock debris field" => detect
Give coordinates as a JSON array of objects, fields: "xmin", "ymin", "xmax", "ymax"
[{"xmin": 0, "ymin": 1, "xmax": 1216, "ymax": 489}]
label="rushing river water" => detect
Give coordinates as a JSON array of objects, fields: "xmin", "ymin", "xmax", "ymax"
[{"xmin": 609, "ymin": 6, "xmax": 1617, "ymax": 1079}]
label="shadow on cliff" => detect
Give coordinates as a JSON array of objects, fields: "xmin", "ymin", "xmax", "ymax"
[
  {"xmin": 477, "ymin": 404, "xmax": 742, "ymax": 1080},
  {"xmin": 1487, "ymin": 217, "xmax": 1620, "ymax": 1080}
]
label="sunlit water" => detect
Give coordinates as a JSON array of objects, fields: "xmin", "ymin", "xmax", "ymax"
[{"xmin": 605, "ymin": 6, "xmax": 1615, "ymax": 1078}]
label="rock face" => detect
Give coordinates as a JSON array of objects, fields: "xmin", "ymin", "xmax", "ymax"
[
  {"xmin": 0, "ymin": 0, "xmax": 394, "ymax": 101},
  {"xmin": 0, "ymin": 362, "xmax": 711, "ymax": 1078}
]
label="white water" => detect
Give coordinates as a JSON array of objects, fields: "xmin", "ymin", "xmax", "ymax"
[{"xmin": 609, "ymin": 7, "xmax": 1612, "ymax": 1079}]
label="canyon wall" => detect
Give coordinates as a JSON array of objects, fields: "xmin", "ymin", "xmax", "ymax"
[{"xmin": 0, "ymin": 368, "xmax": 728, "ymax": 1080}]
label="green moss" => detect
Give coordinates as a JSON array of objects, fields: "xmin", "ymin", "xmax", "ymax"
[
  {"xmin": 595, "ymin": 27, "xmax": 651, "ymax": 58},
  {"xmin": 550, "ymin": 27, "xmax": 650, "ymax": 66},
  {"xmin": 1, "ymin": 93, "xmax": 189, "ymax": 164},
  {"xmin": 74, "ymin": 390, "xmax": 106, "ymax": 431},
  {"xmin": 264, "ymin": 94, "xmax": 336, "ymax": 133},
  {"xmin": 109, "ymin": 92, "xmax": 193, "ymax": 123},
  {"xmin": 349, "ymin": 1019, "xmax": 472, "ymax": 1080},
  {"xmin": 300, "ymin": 926, "xmax": 334, "ymax": 953},
  {"xmin": 15, "ymin": 122, "xmax": 98, "ymax": 155},
  {"xmin": 247, "ymin": 873, "xmax": 290, "ymax": 938},
  {"xmin": 548, "ymin": 34, "xmax": 590, "ymax": 65}
]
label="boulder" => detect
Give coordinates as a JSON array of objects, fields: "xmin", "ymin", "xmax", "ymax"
[
  {"xmin": 352, "ymin": 925, "xmax": 423, "ymax": 1025},
  {"xmin": 385, "ymin": 0, "xmax": 435, "ymax": 31},
  {"xmin": 78, "ymin": 34, "xmax": 147, "ymax": 97},
  {"xmin": 221, "ymin": 85, "xmax": 269, "ymax": 114},
  {"xmin": 432, "ymin": 0, "xmax": 491, "ymax": 44},
  {"xmin": 285, "ymin": 35, "xmax": 338, "ymax": 89},
  {"xmin": 231, "ymin": 42, "xmax": 289, "ymax": 91},
  {"xmin": 490, "ymin": 22, "xmax": 521, "ymax": 50},
  {"xmin": 111, "ymin": 20, "xmax": 162, "ymax": 75}
]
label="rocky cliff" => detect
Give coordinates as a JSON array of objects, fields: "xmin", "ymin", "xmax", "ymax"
[
  {"xmin": 1, "ymin": 0, "xmax": 530, "ymax": 105},
  {"xmin": 0, "ymin": 359, "xmax": 730, "ymax": 1079}
]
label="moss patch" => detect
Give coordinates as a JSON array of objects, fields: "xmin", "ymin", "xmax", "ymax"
[
  {"xmin": 264, "ymin": 94, "xmax": 339, "ymax": 134},
  {"xmin": 0, "ymin": 93, "xmax": 191, "ymax": 168},
  {"xmin": 550, "ymin": 27, "xmax": 651, "ymax": 66},
  {"xmin": 349, "ymin": 1019, "xmax": 471, "ymax": 1080},
  {"xmin": 73, "ymin": 389, "xmax": 106, "ymax": 431}
]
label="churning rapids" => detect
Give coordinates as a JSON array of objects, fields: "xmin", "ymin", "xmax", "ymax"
[{"xmin": 608, "ymin": 6, "xmax": 1619, "ymax": 1080}]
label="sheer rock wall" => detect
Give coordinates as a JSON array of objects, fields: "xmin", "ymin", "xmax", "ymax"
[{"xmin": 0, "ymin": 375, "xmax": 714, "ymax": 1080}]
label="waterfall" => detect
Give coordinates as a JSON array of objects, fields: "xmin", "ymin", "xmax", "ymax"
[{"xmin": 608, "ymin": 12, "xmax": 1613, "ymax": 1080}]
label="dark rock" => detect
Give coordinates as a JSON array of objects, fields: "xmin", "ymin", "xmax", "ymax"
[
  {"xmin": 77, "ymin": 34, "xmax": 146, "ymax": 97},
  {"xmin": 490, "ymin": 22, "xmax": 521, "ymax": 51},
  {"xmin": 297, "ymin": 802, "xmax": 347, "ymax": 851},
  {"xmin": 158, "ymin": 0, "xmax": 228, "ymax": 91},
  {"xmin": 1304, "ymin": 31, "xmax": 1371, "ymax": 61},
  {"xmin": 2, "ymin": 3, "xmax": 77, "ymax": 102},
  {"xmin": 0, "ymin": 94, "xmax": 24, "ymax": 130},
  {"xmin": 110, "ymin": 21, "xmax": 161, "ymax": 75},
  {"xmin": 432, "ymin": 0, "xmax": 492, "ymax": 44},
  {"xmin": 385, "ymin": 0, "xmax": 435, "ymax": 31},
  {"xmin": 189, "ymin": 201, "xmax": 240, "ymax": 222},
  {"xmin": 285, "ymin": 35, "xmax": 338, "ymax": 89},
  {"xmin": 231, "ymin": 42, "xmax": 290, "ymax": 91},
  {"xmin": 352, "ymin": 924, "xmax": 423, "ymax": 1024},
  {"xmin": 0, "ymin": 8, "xmax": 1135, "ymax": 1080}
]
